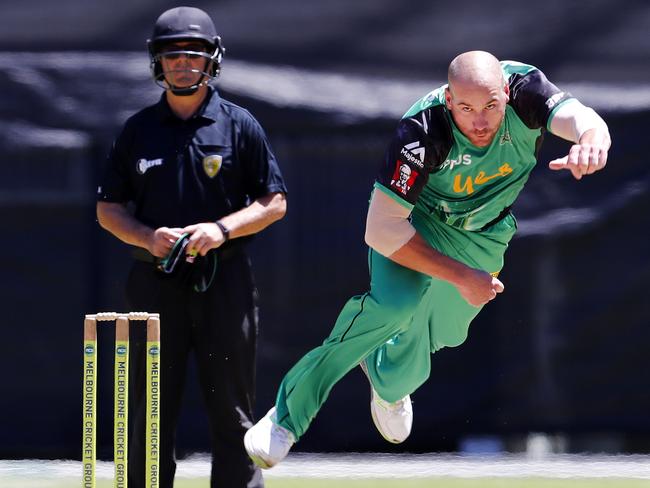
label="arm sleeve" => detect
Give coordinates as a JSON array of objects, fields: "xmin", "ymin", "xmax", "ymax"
[
  {"xmin": 509, "ymin": 69, "xmax": 575, "ymax": 130},
  {"xmin": 375, "ymin": 113, "xmax": 443, "ymax": 207},
  {"xmin": 365, "ymin": 185, "xmax": 416, "ymax": 257},
  {"xmin": 238, "ymin": 113, "xmax": 288, "ymax": 200},
  {"xmin": 97, "ymin": 124, "xmax": 134, "ymax": 203},
  {"xmin": 548, "ymin": 99, "xmax": 608, "ymax": 143}
]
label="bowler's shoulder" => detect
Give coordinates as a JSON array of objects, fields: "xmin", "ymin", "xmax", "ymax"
[
  {"xmin": 502, "ymin": 61, "xmax": 571, "ymax": 130},
  {"xmin": 500, "ymin": 60, "xmax": 540, "ymax": 80},
  {"xmin": 403, "ymin": 84, "xmax": 447, "ymax": 119}
]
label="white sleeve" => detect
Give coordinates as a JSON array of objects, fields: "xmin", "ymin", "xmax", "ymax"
[
  {"xmin": 365, "ymin": 188, "xmax": 417, "ymax": 257},
  {"xmin": 549, "ymin": 99, "xmax": 608, "ymax": 143}
]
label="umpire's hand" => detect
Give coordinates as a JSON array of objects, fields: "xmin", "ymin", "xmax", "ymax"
[
  {"xmin": 183, "ymin": 223, "xmax": 227, "ymax": 257},
  {"xmin": 150, "ymin": 227, "xmax": 184, "ymax": 257}
]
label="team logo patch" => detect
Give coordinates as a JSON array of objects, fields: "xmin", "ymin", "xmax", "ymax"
[
  {"xmin": 136, "ymin": 158, "xmax": 163, "ymax": 175},
  {"xmin": 203, "ymin": 155, "xmax": 222, "ymax": 178},
  {"xmin": 400, "ymin": 141, "xmax": 425, "ymax": 168},
  {"xmin": 390, "ymin": 161, "xmax": 418, "ymax": 196}
]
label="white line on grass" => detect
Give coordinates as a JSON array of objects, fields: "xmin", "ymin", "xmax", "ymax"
[{"xmin": 1, "ymin": 453, "xmax": 650, "ymax": 481}]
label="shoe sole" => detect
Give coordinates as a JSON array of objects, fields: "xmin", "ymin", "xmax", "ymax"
[{"xmin": 244, "ymin": 429, "xmax": 273, "ymax": 469}]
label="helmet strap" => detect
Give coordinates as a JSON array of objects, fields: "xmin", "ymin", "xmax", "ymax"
[{"xmin": 169, "ymin": 84, "xmax": 201, "ymax": 96}]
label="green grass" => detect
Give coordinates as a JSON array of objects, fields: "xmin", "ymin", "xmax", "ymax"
[
  {"xmin": 262, "ymin": 479, "xmax": 650, "ymax": 488},
  {"xmin": 5, "ymin": 457, "xmax": 648, "ymax": 488},
  {"xmin": 2, "ymin": 477, "xmax": 649, "ymax": 488}
]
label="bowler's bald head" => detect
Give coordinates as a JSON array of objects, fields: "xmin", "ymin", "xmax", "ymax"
[
  {"xmin": 448, "ymin": 51, "xmax": 504, "ymax": 91},
  {"xmin": 444, "ymin": 51, "xmax": 509, "ymax": 147}
]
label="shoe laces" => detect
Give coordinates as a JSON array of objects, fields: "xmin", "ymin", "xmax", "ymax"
[{"xmin": 375, "ymin": 392, "xmax": 409, "ymax": 413}]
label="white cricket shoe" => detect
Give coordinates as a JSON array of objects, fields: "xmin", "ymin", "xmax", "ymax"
[
  {"xmin": 244, "ymin": 407, "xmax": 295, "ymax": 469},
  {"xmin": 360, "ymin": 361, "xmax": 413, "ymax": 444}
]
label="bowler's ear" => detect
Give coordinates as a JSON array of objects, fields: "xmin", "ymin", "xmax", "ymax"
[
  {"xmin": 444, "ymin": 87, "xmax": 452, "ymax": 109},
  {"xmin": 503, "ymin": 83, "xmax": 510, "ymax": 103}
]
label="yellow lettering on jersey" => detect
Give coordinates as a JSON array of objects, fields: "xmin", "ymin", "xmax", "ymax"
[
  {"xmin": 497, "ymin": 163, "xmax": 513, "ymax": 176},
  {"xmin": 453, "ymin": 175, "xmax": 475, "ymax": 194},
  {"xmin": 453, "ymin": 163, "xmax": 513, "ymax": 195}
]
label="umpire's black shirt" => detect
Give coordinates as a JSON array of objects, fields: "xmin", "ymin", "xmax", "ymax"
[{"xmin": 98, "ymin": 86, "xmax": 286, "ymax": 227}]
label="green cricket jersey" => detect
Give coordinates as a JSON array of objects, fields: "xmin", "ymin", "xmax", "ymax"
[
  {"xmin": 274, "ymin": 62, "xmax": 581, "ymax": 441},
  {"xmin": 375, "ymin": 61, "xmax": 575, "ymax": 231}
]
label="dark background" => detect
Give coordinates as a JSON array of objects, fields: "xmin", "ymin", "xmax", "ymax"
[{"xmin": 1, "ymin": 0, "xmax": 649, "ymax": 460}]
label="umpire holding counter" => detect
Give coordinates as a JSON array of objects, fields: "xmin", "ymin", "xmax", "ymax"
[{"xmin": 97, "ymin": 6, "xmax": 287, "ymax": 488}]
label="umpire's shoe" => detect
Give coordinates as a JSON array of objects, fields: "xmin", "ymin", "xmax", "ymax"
[
  {"xmin": 360, "ymin": 360, "xmax": 413, "ymax": 443},
  {"xmin": 244, "ymin": 407, "xmax": 295, "ymax": 469}
]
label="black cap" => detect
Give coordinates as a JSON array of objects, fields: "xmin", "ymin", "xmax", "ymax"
[{"xmin": 150, "ymin": 6, "xmax": 218, "ymax": 48}]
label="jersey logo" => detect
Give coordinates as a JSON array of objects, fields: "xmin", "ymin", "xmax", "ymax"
[
  {"xmin": 441, "ymin": 154, "xmax": 473, "ymax": 171},
  {"xmin": 545, "ymin": 92, "xmax": 566, "ymax": 110},
  {"xmin": 453, "ymin": 163, "xmax": 513, "ymax": 195},
  {"xmin": 136, "ymin": 158, "xmax": 163, "ymax": 175},
  {"xmin": 390, "ymin": 161, "xmax": 419, "ymax": 196},
  {"xmin": 400, "ymin": 141, "xmax": 425, "ymax": 168},
  {"xmin": 499, "ymin": 129, "xmax": 512, "ymax": 145},
  {"xmin": 203, "ymin": 155, "xmax": 222, "ymax": 178}
]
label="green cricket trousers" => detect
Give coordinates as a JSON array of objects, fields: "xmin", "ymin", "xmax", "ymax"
[{"xmin": 275, "ymin": 209, "xmax": 517, "ymax": 440}]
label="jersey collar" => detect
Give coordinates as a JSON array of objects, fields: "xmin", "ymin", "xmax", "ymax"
[{"xmin": 195, "ymin": 85, "xmax": 221, "ymax": 122}]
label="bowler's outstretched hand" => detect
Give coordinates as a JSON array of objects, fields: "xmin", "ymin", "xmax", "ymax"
[{"xmin": 548, "ymin": 128, "xmax": 610, "ymax": 180}]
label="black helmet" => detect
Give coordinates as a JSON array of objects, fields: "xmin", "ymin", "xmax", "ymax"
[{"xmin": 147, "ymin": 6, "xmax": 225, "ymax": 95}]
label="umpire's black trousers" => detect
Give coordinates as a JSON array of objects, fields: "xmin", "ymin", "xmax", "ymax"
[{"xmin": 125, "ymin": 251, "xmax": 263, "ymax": 488}]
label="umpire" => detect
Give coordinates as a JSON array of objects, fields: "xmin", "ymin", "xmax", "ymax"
[{"xmin": 96, "ymin": 6, "xmax": 287, "ymax": 488}]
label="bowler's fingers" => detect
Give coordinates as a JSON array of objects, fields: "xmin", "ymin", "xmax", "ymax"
[
  {"xmin": 576, "ymin": 144, "xmax": 605, "ymax": 176},
  {"xmin": 549, "ymin": 144, "xmax": 608, "ymax": 179},
  {"xmin": 595, "ymin": 146, "xmax": 608, "ymax": 172},
  {"xmin": 548, "ymin": 155, "xmax": 582, "ymax": 180},
  {"xmin": 492, "ymin": 277, "xmax": 504, "ymax": 294},
  {"xmin": 549, "ymin": 149, "xmax": 583, "ymax": 179}
]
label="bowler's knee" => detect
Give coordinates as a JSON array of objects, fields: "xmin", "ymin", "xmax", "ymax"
[{"xmin": 433, "ymin": 324, "xmax": 470, "ymax": 349}]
